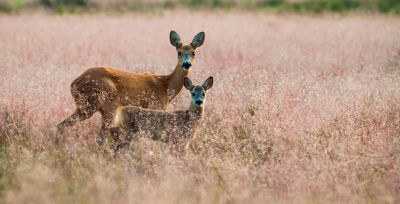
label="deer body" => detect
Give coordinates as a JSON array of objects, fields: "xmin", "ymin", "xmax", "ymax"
[
  {"xmin": 112, "ymin": 76, "xmax": 213, "ymax": 151},
  {"xmin": 114, "ymin": 107, "xmax": 203, "ymax": 144},
  {"xmin": 70, "ymin": 66, "xmax": 183, "ymax": 112},
  {"xmin": 56, "ymin": 31, "xmax": 205, "ymax": 146}
]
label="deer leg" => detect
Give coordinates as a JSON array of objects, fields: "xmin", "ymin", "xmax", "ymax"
[
  {"xmin": 56, "ymin": 107, "xmax": 95, "ymax": 146},
  {"xmin": 56, "ymin": 110, "xmax": 79, "ymax": 135},
  {"xmin": 109, "ymin": 127, "xmax": 122, "ymax": 143},
  {"xmin": 97, "ymin": 120, "xmax": 113, "ymax": 149},
  {"xmin": 97, "ymin": 101, "xmax": 120, "ymax": 149},
  {"xmin": 115, "ymin": 141, "xmax": 130, "ymax": 152}
]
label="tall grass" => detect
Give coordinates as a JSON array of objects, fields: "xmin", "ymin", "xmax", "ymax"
[{"xmin": 0, "ymin": 12, "xmax": 400, "ymax": 203}]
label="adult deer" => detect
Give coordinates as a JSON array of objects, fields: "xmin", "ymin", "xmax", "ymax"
[
  {"xmin": 56, "ymin": 31, "xmax": 205, "ymax": 147},
  {"xmin": 111, "ymin": 76, "xmax": 213, "ymax": 153}
]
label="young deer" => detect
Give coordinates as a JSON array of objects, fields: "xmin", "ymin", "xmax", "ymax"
[
  {"xmin": 111, "ymin": 76, "xmax": 213, "ymax": 152},
  {"xmin": 56, "ymin": 31, "xmax": 205, "ymax": 147}
]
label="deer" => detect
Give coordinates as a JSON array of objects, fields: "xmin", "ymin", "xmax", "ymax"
[
  {"xmin": 111, "ymin": 76, "xmax": 213, "ymax": 153},
  {"xmin": 56, "ymin": 31, "xmax": 205, "ymax": 148}
]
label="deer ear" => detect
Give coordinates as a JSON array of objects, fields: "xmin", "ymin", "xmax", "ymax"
[
  {"xmin": 191, "ymin": 32, "xmax": 205, "ymax": 49},
  {"xmin": 202, "ymin": 76, "xmax": 213, "ymax": 90},
  {"xmin": 170, "ymin": 31, "xmax": 182, "ymax": 48},
  {"xmin": 184, "ymin": 77, "xmax": 193, "ymax": 90}
]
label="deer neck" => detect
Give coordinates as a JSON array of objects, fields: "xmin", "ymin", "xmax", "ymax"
[
  {"xmin": 189, "ymin": 103, "xmax": 204, "ymax": 118},
  {"xmin": 165, "ymin": 63, "xmax": 190, "ymax": 102}
]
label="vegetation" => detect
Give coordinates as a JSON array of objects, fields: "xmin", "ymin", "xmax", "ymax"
[
  {"xmin": 254, "ymin": 0, "xmax": 400, "ymax": 14},
  {"xmin": 1, "ymin": 13, "xmax": 400, "ymax": 203},
  {"xmin": 0, "ymin": 0, "xmax": 400, "ymax": 14}
]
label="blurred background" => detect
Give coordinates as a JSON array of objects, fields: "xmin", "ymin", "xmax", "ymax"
[{"xmin": 0, "ymin": 0, "xmax": 399, "ymax": 14}]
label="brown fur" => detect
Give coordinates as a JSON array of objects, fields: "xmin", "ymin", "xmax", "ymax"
[
  {"xmin": 112, "ymin": 77, "xmax": 213, "ymax": 153},
  {"xmin": 56, "ymin": 31, "xmax": 205, "ymax": 147}
]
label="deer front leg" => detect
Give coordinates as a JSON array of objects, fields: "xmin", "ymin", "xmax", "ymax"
[{"xmin": 98, "ymin": 100, "xmax": 121, "ymax": 152}]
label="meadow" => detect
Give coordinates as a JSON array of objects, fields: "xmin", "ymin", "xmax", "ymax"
[{"xmin": 1, "ymin": 11, "xmax": 400, "ymax": 203}]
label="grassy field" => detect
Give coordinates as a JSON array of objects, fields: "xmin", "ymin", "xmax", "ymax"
[{"xmin": 1, "ymin": 11, "xmax": 400, "ymax": 203}]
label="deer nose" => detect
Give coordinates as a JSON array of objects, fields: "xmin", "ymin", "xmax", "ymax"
[
  {"xmin": 195, "ymin": 100, "xmax": 203, "ymax": 106},
  {"xmin": 182, "ymin": 62, "xmax": 192, "ymax": 70}
]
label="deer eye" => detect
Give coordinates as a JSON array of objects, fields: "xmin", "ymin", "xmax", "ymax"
[
  {"xmin": 178, "ymin": 52, "xmax": 182, "ymax": 56},
  {"xmin": 192, "ymin": 93, "xmax": 195, "ymax": 97},
  {"xmin": 192, "ymin": 52, "xmax": 195, "ymax": 56}
]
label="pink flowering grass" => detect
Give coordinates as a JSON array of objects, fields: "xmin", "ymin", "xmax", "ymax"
[{"xmin": 0, "ymin": 12, "xmax": 400, "ymax": 203}]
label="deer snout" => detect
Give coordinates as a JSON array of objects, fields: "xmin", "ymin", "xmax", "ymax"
[
  {"xmin": 195, "ymin": 100, "xmax": 203, "ymax": 106},
  {"xmin": 182, "ymin": 62, "xmax": 192, "ymax": 70}
]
